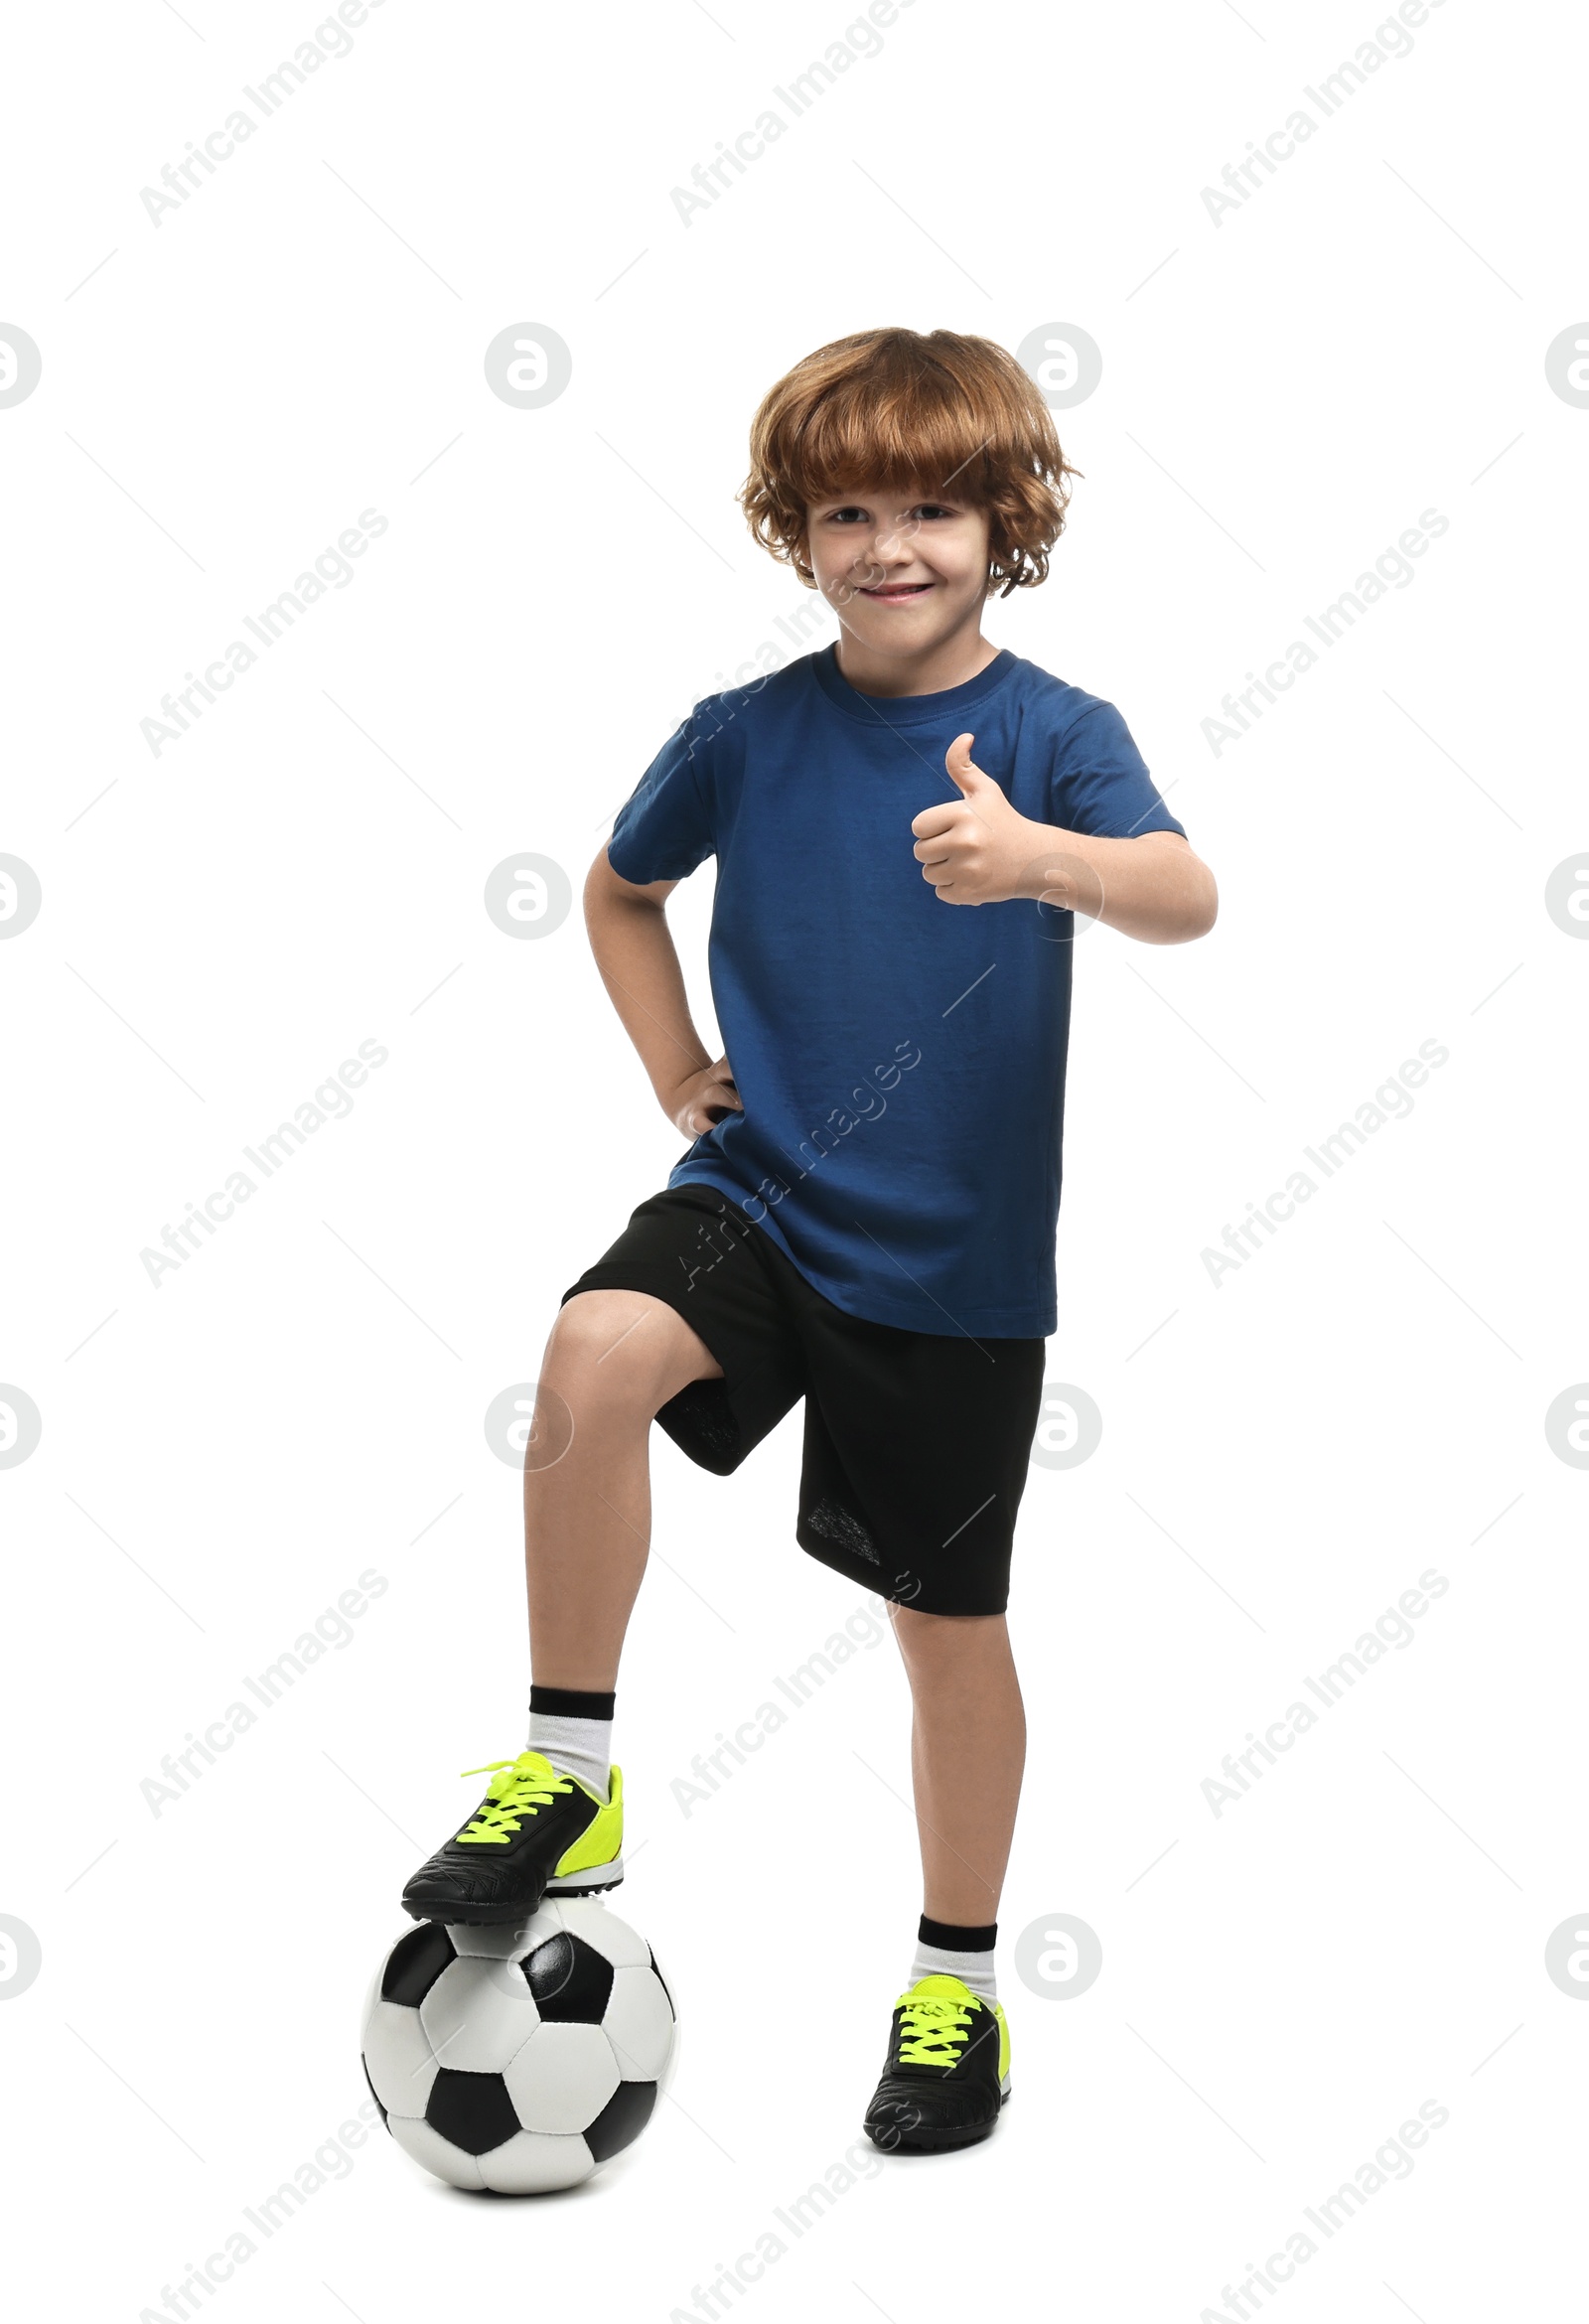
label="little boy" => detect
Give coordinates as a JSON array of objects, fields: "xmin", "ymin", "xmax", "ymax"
[{"xmin": 402, "ymin": 327, "xmax": 1217, "ymax": 2152}]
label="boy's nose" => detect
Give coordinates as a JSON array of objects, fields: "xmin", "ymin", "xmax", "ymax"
[{"xmin": 857, "ymin": 528, "xmax": 914, "ymax": 572}]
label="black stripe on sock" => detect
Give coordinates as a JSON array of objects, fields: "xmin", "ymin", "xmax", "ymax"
[
  {"xmin": 529, "ymin": 1684, "xmax": 616, "ymax": 1720},
  {"xmin": 919, "ymin": 1914, "xmax": 996, "ymax": 1953}
]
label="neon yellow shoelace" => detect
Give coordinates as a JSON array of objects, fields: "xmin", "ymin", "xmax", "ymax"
[
  {"xmin": 454, "ymin": 1751, "xmax": 574, "ymax": 1843},
  {"xmin": 897, "ymin": 1992, "xmax": 976, "ymax": 2066}
]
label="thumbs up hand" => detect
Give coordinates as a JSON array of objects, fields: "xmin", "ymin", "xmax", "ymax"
[{"xmin": 910, "ymin": 733, "xmax": 1045, "ymax": 907}]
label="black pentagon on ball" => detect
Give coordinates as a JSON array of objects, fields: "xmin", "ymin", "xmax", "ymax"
[
  {"xmin": 584, "ymin": 2078, "xmax": 656, "ymax": 2161},
  {"xmin": 425, "ymin": 2068, "xmax": 521, "ymax": 2156},
  {"xmin": 648, "ymin": 1943, "xmax": 675, "ymax": 2019},
  {"xmin": 361, "ymin": 2058, "xmax": 389, "ymax": 2131},
  {"xmin": 381, "ymin": 1922, "xmax": 457, "ymax": 2006},
  {"xmin": 520, "ymin": 1930, "xmax": 614, "ymax": 2022}
]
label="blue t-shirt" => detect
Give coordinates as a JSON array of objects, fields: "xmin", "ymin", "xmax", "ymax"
[{"xmin": 606, "ymin": 644, "xmax": 1185, "ymax": 1338}]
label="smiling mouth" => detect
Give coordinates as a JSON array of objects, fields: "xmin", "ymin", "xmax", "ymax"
[{"xmin": 860, "ymin": 581, "xmax": 933, "ymax": 600}]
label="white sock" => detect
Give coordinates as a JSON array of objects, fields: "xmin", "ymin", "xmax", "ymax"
[
  {"xmin": 526, "ymin": 1709, "xmax": 612, "ymax": 1800},
  {"xmin": 912, "ymin": 1932, "xmax": 997, "ymax": 2003}
]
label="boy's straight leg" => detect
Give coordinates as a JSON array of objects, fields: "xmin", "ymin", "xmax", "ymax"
[
  {"xmin": 524, "ymin": 1287, "xmax": 725, "ymax": 1689},
  {"xmin": 889, "ymin": 1606, "xmax": 1026, "ymax": 1925},
  {"xmin": 860, "ymin": 1604, "xmax": 1022, "ymax": 2156}
]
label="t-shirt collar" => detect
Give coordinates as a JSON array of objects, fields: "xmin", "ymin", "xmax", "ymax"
[{"xmin": 809, "ymin": 642, "xmax": 1017, "ymax": 727}]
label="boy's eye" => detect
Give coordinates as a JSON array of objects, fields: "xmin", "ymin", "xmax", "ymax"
[{"xmin": 822, "ymin": 503, "xmax": 955, "ymax": 525}]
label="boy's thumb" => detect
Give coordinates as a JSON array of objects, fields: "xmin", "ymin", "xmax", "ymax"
[{"xmin": 945, "ymin": 732, "xmax": 983, "ymax": 793}]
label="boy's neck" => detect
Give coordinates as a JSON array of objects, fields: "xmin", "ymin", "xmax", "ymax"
[{"xmin": 831, "ymin": 620, "xmax": 1000, "ymax": 700}]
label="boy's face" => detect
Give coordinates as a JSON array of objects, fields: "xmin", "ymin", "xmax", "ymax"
[{"xmin": 804, "ymin": 482, "xmax": 992, "ymax": 661}]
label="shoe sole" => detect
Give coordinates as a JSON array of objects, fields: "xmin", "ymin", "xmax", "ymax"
[
  {"xmin": 863, "ymin": 2079, "xmax": 1010, "ymax": 2154},
  {"xmin": 400, "ymin": 1859, "xmax": 624, "ymax": 1927},
  {"xmin": 545, "ymin": 1860, "xmax": 624, "ymax": 1897}
]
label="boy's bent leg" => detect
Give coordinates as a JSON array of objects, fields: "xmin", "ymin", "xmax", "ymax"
[
  {"xmin": 525, "ymin": 1288, "xmax": 724, "ymax": 1686},
  {"xmin": 400, "ymin": 1288, "xmax": 720, "ymax": 1925},
  {"xmin": 889, "ymin": 1606, "xmax": 1026, "ymax": 1924}
]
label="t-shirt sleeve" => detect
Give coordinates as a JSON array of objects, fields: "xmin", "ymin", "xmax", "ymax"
[
  {"xmin": 1051, "ymin": 698, "xmax": 1186, "ymax": 841},
  {"xmin": 606, "ymin": 711, "xmax": 717, "ymax": 885}
]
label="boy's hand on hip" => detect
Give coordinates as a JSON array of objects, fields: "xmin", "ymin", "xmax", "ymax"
[
  {"xmin": 665, "ymin": 1055, "xmax": 743, "ymax": 1138},
  {"xmin": 911, "ymin": 734, "xmax": 1048, "ymax": 907}
]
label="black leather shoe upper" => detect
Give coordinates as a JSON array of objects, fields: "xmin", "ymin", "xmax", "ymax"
[
  {"xmin": 401, "ymin": 1762, "xmax": 600, "ymax": 1922},
  {"xmin": 863, "ymin": 1983, "xmax": 1005, "ymax": 2151}
]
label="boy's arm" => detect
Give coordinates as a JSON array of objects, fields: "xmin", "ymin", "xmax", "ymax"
[
  {"xmin": 1016, "ymin": 827, "xmax": 1216, "ymax": 945},
  {"xmin": 583, "ymin": 847, "xmax": 744, "ymax": 1136},
  {"xmin": 910, "ymin": 733, "xmax": 1218, "ymax": 944}
]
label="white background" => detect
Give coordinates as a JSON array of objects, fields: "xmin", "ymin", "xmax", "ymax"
[{"xmin": 2, "ymin": 0, "xmax": 1585, "ymax": 2317}]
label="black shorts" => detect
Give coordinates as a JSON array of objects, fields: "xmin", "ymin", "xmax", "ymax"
[{"xmin": 560, "ymin": 1184, "xmax": 1046, "ymax": 1617}]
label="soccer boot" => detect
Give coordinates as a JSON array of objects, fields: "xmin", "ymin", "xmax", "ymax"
[
  {"xmin": 862, "ymin": 1973, "xmax": 1011, "ymax": 2153},
  {"xmin": 400, "ymin": 1751, "xmax": 624, "ymax": 1927}
]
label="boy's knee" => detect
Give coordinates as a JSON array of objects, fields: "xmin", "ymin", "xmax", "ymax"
[
  {"xmin": 892, "ymin": 1605, "xmax": 1006, "ymax": 1656},
  {"xmin": 549, "ymin": 1291, "xmax": 704, "ymax": 1406}
]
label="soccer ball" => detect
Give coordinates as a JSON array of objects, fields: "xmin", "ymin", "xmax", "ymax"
[{"xmin": 361, "ymin": 1896, "xmax": 676, "ymax": 2193}]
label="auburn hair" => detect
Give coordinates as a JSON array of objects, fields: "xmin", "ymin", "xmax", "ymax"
[{"xmin": 739, "ymin": 327, "xmax": 1076, "ymax": 598}]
